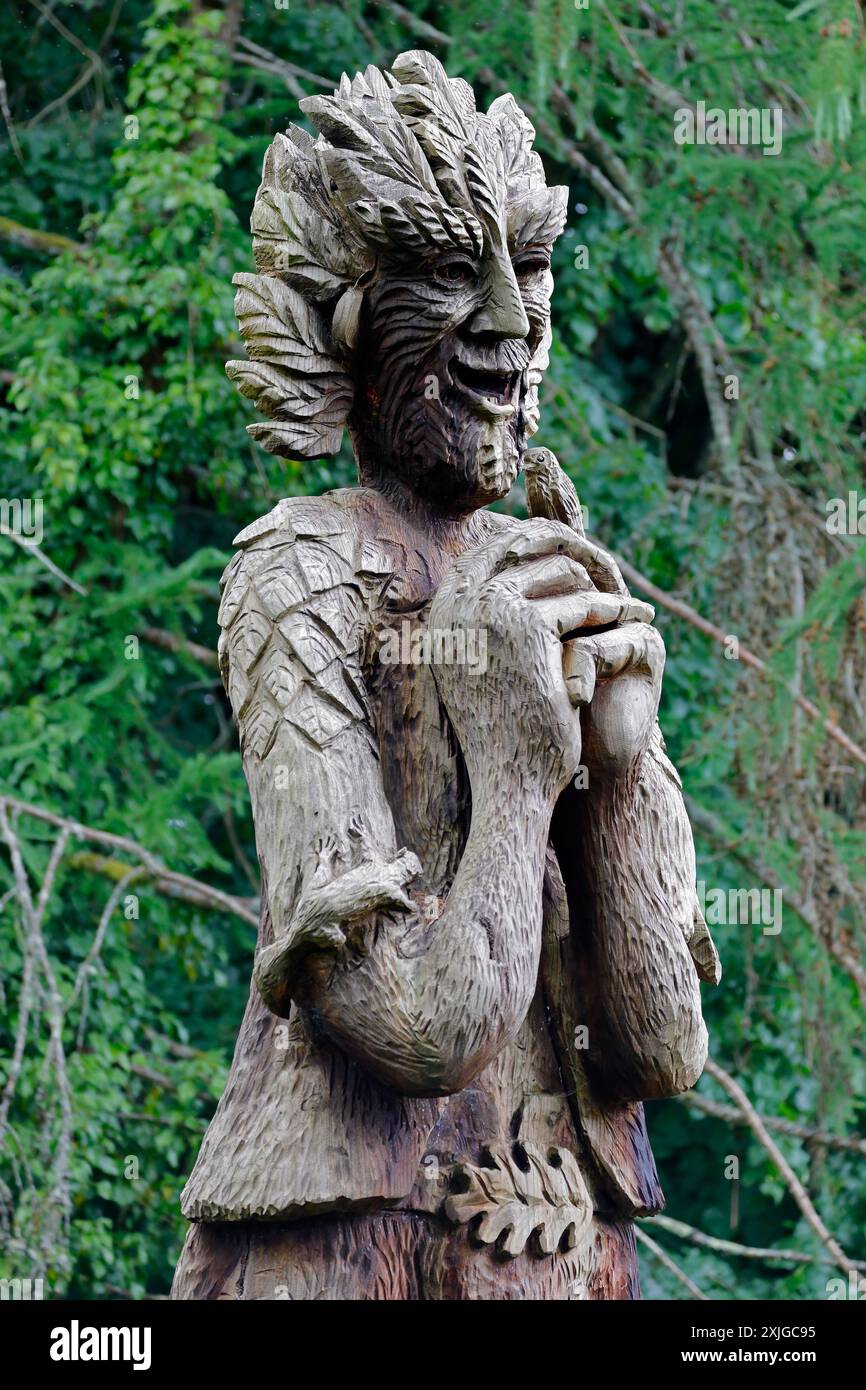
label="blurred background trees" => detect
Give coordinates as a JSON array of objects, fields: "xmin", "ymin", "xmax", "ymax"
[{"xmin": 0, "ymin": 0, "xmax": 864, "ymax": 1299}]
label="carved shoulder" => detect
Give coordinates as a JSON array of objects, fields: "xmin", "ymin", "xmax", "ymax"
[{"xmin": 218, "ymin": 494, "xmax": 383, "ymax": 761}]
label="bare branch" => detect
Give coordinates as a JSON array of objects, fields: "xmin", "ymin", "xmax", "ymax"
[
  {"xmin": 644, "ymin": 1212, "xmax": 866, "ymax": 1269},
  {"xmin": 677, "ymin": 1086, "xmax": 866, "ymax": 1158},
  {"xmin": 233, "ymin": 37, "xmax": 332, "ymax": 94},
  {"xmin": 614, "ymin": 554, "xmax": 866, "ymax": 771},
  {"xmin": 2, "ymin": 534, "xmax": 219, "ymax": 667},
  {"xmin": 369, "ymin": 0, "xmax": 451, "ymax": 46},
  {"xmin": 0, "ymin": 215, "xmax": 84, "ymax": 258},
  {"xmin": 66, "ymin": 869, "xmax": 143, "ymax": 1013},
  {"xmin": 703, "ymin": 1058, "xmax": 859, "ymax": 1278},
  {"xmin": 688, "ymin": 802, "xmax": 866, "ymax": 1002},
  {"xmin": 1, "ymin": 525, "xmax": 89, "ymax": 594},
  {"xmin": 0, "ymin": 808, "xmax": 42, "ymax": 1148},
  {"xmin": 634, "ymin": 1225, "xmax": 710, "ymax": 1299},
  {"xmin": 24, "ymin": 0, "xmax": 104, "ymax": 130},
  {"xmin": 0, "ymin": 812, "xmax": 74, "ymax": 1263},
  {"xmin": 139, "ymin": 624, "xmax": 219, "ymax": 670},
  {"xmin": 598, "ymin": 1, "xmax": 693, "ymax": 113},
  {"xmin": 0, "ymin": 797, "xmax": 259, "ymax": 928},
  {"xmin": 0, "ymin": 59, "xmax": 24, "ymax": 164}
]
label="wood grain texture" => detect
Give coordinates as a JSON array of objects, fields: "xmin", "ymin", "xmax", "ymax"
[
  {"xmin": 175, "ymin": 49, "xmax": 718, "ymax": 1300},
  {"xmin": 172, "ymin": 1211, "xmax": 638, "ymax": 1301}
]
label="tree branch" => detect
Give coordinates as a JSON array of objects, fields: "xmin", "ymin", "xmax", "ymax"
[
  {"xmin": 0, "ymin": 797, "xmax": 259, "ymax": 928},
  {"xmin": 634, "ymin": 1225, "xmax": 710, "ymax": 1299},
  {"xmin": 139, "ymin": 624, "xmax": 219, "ymax": 670},
  {"xmin": 688, "ymin": 802, "xmax": 866, "ymax": 1002},
  {"xmin": 643, "ymin": 1212, "xmax": 866, "ymax": 1269},
  {"xmin": 369, "ymin": 0, "xmax": 451, "ymax": 46},
  {"xmin": 677, "ymin": 1085, "xmax": 866, "ymax": 1157},
  {"xmin": 703, "ymin": 1057, "xmax": 858, "ymax": 1278},
  {"xmin": 0, "ymin": 215, "xmax": 84, "ymax": 258},
  {"xmin": 615, "ymin": 554, "xmax": 866, "ymax": 771},
  {"xmin": 232, "ymin": 37, "xmax": 332, "ymax": 100},
  {"xmin": 2, "ymin": 531, "xmax": 220, "ymax": 669},
  {"xmin": 1, "ymin": 526, "xmax": 88, "ymax": 594}
]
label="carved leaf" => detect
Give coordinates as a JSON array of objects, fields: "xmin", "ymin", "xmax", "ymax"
[
  {"xmin": 508, "ymin": 185, "xmax": 569, "ymax": 248},
  {"xmin": 463, "ymin": 127, "xmax": 506, "ymax": 228},
  {"xmin": 251, "ymin": 190, "xmax": 360, "ymax": 301},
  {"xmin": 253, "ymin": 133, "xmax": 371, "ymax": 300},
  {"xmin": 245, "ymin": 417, "xmax": 347, "ymax": 459},
  {"xmin": 218, "ymin": 503, "xmax": 372, "ymax": 766},
  {"xmin": 225, "ymin": 360, "xmax": 292, "ymax": 417},
  {"xmin": 390, "ymin": 50, "xmax": 477, "ymax": 143},
  {"xmin": 349, "ymin": 196, "xmax": 481, "ymax": 258},
  {"xmin": 444, "ymin": 1143, "xmax": 594, "ymax": 1258},
  {"xmin": 232, "ymin": 273, "xmax": 340, "ymax": 374},
  {"xmin": 301, "ymin": 88, "xmax": 439, "ymax": 199},
  {"xmin": 488, "ymin": 92, "xmax": 546, "ymax": 196},
  {"xmin": 225, "ymin": 362, "xmax": 351, "ymax": 455},
  {"xmin": 226, "ymin": 273, "xmax": 352, "ymax": 458}
]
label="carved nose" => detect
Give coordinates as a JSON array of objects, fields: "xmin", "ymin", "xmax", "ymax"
[{"xmin": 468, "ymin": 258, "xmax": 530, "ymax": 339}]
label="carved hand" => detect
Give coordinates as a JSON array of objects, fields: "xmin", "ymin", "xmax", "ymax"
[
  {"xmin": 566, "ymin": 622, "xmax": 666, "ymax": 785},
  {"xmin": 254, "ymin": 847, "xmax": 421, "ymax": 1016},
  {"xmin": 523, "ymin": 447, "xmax": 663, "ymax": 786},
  {"xmin": 428, "ymin": 519, "xmax": 654, "ymax": 801}
]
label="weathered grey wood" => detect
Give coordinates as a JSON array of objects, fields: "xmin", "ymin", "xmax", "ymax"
[{"xmin": 173, "ymin": 49, "xmax": 719, "ymax": 1301}]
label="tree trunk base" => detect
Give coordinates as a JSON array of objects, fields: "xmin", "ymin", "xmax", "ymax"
[{"xmin": 171, "ymin": 1210, "xmax": 640, "ymax": 1301}]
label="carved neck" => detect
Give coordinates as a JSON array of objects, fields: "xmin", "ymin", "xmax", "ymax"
[{"xmin": 359, "ymin": 469, "xmax": 484, "ymax": 544}]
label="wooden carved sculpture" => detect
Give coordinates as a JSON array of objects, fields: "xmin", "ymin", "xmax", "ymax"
[{"xmin": 172, "ymin": 50, "xmax": 721, "ymax": 1302}]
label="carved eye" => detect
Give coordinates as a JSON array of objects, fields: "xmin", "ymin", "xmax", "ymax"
[
  {"xmin": 512, "ymin": 250, "xmax": 551, "ymax": 282},
  {"xmin": 433, "ymin": 256, "xmax": 478, "ymax": 288}
]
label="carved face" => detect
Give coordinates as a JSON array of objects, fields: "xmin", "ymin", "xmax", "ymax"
[
  {"xmin": 351, "ymin": 231, "xmax": 554, "ymax": 512},
  {"xmin": 227, "ymin": 52, "xmax": 567, "ymax": 508}
]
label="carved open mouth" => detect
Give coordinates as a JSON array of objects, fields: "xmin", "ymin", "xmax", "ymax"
[{"xmin": 450, "ymin": 362, "xmax": 521, "ymax": 417}]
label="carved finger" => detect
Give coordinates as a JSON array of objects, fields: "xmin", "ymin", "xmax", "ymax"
[
  {"xmin": 562, "ymin": 623, "xmax": 664, "ymax": 706},
  {"xmin": 440, "ymin": 519, "xmax": 565, "ymax": 594},
  {"xmin": 560, "ymin": 642, "xmax": 597, "ymax": 707},
  {"xmin": 567, "ymin": 622, "xmax": 664, "ymax": 679},
  {"xmin": 519, "ymin": 528, "xmax": 627, "ymax": 597},
  {"xmin": 501, "ymin": 554, "xmax": 593, "ymax": 600},
  {"xmin": 501, "ymin": 526, "xmax": 628, "ymax": 598},
  {"xmin": 533, "ymin": 589, "xmax": 655, "ymax": 637},
  {"xmin": 565, "ymin": 537, "xmax": 628, "ymax": 596},
  {"xmin": 499, "ymin": 518, "xmax": 594, "ymax": 570}
]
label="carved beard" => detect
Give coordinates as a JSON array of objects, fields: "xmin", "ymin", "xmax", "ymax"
[{"xmin": 349, "ymin": 273, "xmax": 549, "ymax": 513}]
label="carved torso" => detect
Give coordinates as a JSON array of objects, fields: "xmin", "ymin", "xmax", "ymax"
[{"xmin": 179, "ymin": 491, "xmax": 673, "ymax": 1245}]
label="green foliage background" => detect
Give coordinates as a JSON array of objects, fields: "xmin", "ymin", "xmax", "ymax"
[{"xmin": 0, "ymin": 0, "xmax": 864, "ymax": 1299}]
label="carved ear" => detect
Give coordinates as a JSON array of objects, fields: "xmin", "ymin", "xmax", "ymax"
[
  {"xmin": 226, "ymin": 273, "xmax": 353, "ymax": 459},
  {"xmin": 331, "ymin": 284, "xmax": 364, "ymax": 352}
]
